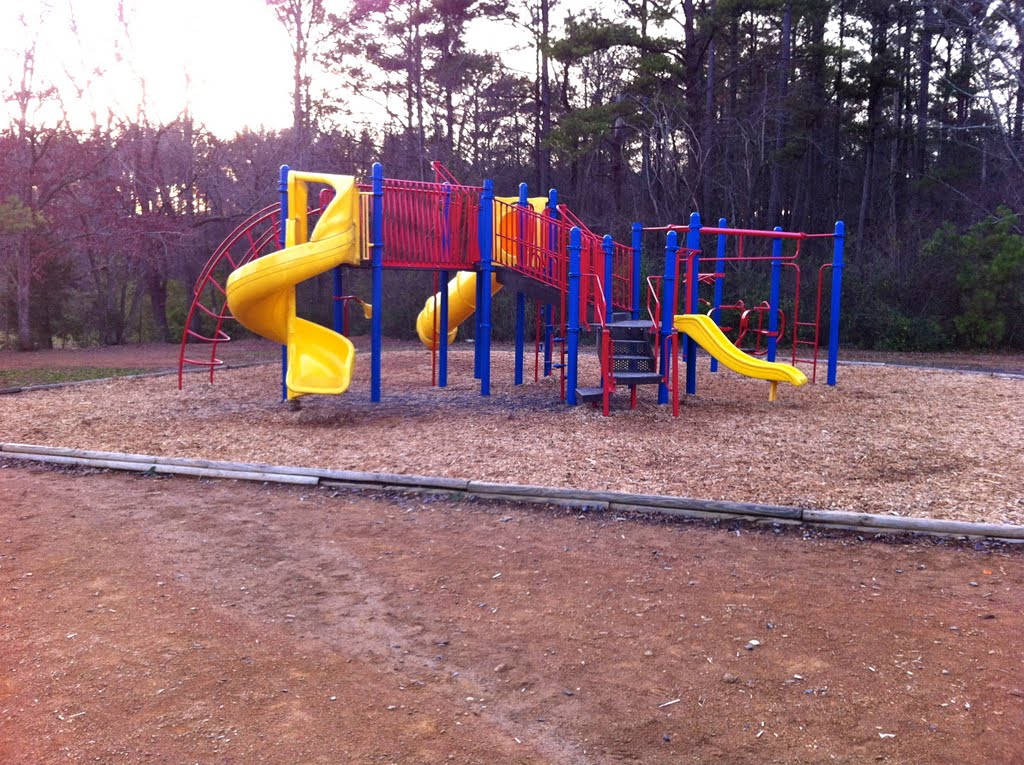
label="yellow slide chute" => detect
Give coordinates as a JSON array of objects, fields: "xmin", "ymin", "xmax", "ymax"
[
  {"xmin": 673, "ymin": 314, "xmax": 807, "ymax": 400},
  {"xmin": 416, "ymin": 196, "xmax": 547, "ymax": 350},
  {"xmin": 226, "ymin": 172, "xmax": 362, "ymax": 400}
]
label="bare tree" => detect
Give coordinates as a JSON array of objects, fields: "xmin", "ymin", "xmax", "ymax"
[{"xmin": 267, "ymin": 0, "xmax": 326, "ymax": 166}]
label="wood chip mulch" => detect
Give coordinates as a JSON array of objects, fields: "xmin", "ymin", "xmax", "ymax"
[{"xmin": 1, "ymin": 343, "xmax": 1021, "ymax": 525}]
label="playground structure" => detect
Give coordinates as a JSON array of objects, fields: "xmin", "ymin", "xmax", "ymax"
[{"xmin": 178, "ymin": 162, "xmax": 845, "ymax": 415}]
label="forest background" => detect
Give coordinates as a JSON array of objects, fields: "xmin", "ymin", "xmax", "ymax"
[{"xmin": 1, "ymin": 0, "xmax": 1022, "ymax": 352}]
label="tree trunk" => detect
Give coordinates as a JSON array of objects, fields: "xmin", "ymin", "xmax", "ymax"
[
  {"xmin": 16, "ymin": 235, "xmax": 33, "ymax": 350},
  {"xmin": 147, "ymin": 268, "xmax": 171, "ymax": 343},
  {"xmin": 916, "ymin": 1, "xmax": 934, "ymax": 177},
  {"xmin": 1015, "ymin": 36, "xmax": 1024, "ymax": 143},
  {"xmin": 539, "ymin": 0, "xmax": 552, "ymax": 192},
  {"xmin": 702, "ymin": 0, "xmax": 718, "ymax": 213},
  {"xmin": 767, "ymin": 0, "xmax": 792, "ymax": 226}
]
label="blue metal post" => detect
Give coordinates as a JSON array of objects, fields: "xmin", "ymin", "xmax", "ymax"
[
  {"xmin": 543, "ymin": 189, "xmax": 559, "ymax": 377},
  {"xmin": 278, "ymin": 165, "xmax": 289, "ymax": 401},
  {"xmin": 631, "ymin": 223, "xmax": 642, "ymax": 320},
  {"xmin": 685, "ymin": 213, "xmax": 702, "ymax": 396},
  {"xmin": 515, "ymin": 293, "xmax": 526, "ymax": 385},
  {"xmin": 768, "ymin": 226, "xmax": 782, "ymax": 363},
  {"xmin": 566, "ymin": 227, "xmax": 582, "ymax": 405},
  {"xmin": 370, "ymin": 163, "xmax": 384, "ymax": 402},
  {"xmin": 602, "ymin": 235, "xmax": 614, "ymax": 322},
  {"xmin": 332, "ymin": 268, "xmax": 344, "ymax": 333},
  {"xmin": 827, "ymin": 221, "xmax": 845, "ymax": 385},
  {"xmin": 477, "ymin": 179, "xmax": 494, "ymax": 396},
  {"xmin": 658, "ymin": 230, "xmax": 679, "ymax": 405},
  {"xmin": 710, "ymin": 217, "xmax": 727, "ymax": 373},
  {"xmin": 474, "ymin": 268, "xmax": 483, "ymax": 379},
  {"xmin": 439, "ymin": 269, "xmax": 449, "ymax": 387}
]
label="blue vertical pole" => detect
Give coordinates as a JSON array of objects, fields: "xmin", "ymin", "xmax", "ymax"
[
  {"xmin": 544, "ymin": 189, "xmax": 558, "ymax": 377},
  {"xmin": 658, "ymin": 230, "xmax": 678, "ymax": 405},
  {"xmin": 710, "ymin": 218, "xmax": 727, "ymax": 373},
  {"xmin": 685, "ymin": 212, "xmax": 702, "ymax": 396},
  {"xmin": 827, "ymin": 220, "xmax": 845, "ymax": 385},
  {"xmin": 515, "ymin": 293, "xmax": 526, "ymax": 385},
  {"xmin": 768, "ymin": 226, "xmax": 782, "ymax": 363},
  {"xmin": 332, "ymin": 268, "xmax": 344, "ymax": 333},
  {"xmin": 439, "ymin": 269, "xmax": 449, "ymax": 388},
  {"xmin": 278, "ymin": 165, "xmax": 289, "ymax": 248},
  {"xmin": 474, "ymin": 267, "xmax": 483, "ymax": 379},
  {"xmin": 278, "ymin": 164, "xmax": 289, "ymax": 401},
  {"xmin": 478, "ymin": 179, "xmax": 494, "ymax": 396},
  {"xmin": 370, "ymin": 162, "xmax": 384, "ymax": 403},
  {"xmin": 631, "ymin": 223, "xmax": 642, "ymax": 320},
  {"xmin": 602, "ymin": 235, "xmax": 614, "ymax": 322},
  {"xmin": 566, "ymin": 227, "xmax": 582, "ymax": 405}
]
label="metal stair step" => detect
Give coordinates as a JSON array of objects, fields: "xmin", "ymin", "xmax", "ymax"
[
  {"xmin": 613, "ymin": 371, "xmax": 663, "ymax": 385},
  {"xmin": 610, "ymin": 342, "xmax": 651, "ymax": 352},
  {"xmin": 575, "ymin": 386, "xmax": 604, "ymax": 403},
  {"xmin": 610, "ymin": 354, "xmax": 651, "ymax": 364},
  {"xmin": 607, "ymin": 319, "xmax": 656, "ymax": 329}
]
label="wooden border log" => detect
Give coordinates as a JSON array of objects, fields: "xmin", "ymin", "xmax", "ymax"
[
  {"xmin": 803, "ymin": 508, "xmax": 1024, "ymax": 539},
  {"xmin": 4, "ymin": 443, "xmax": 1024, "ymax": 541}
]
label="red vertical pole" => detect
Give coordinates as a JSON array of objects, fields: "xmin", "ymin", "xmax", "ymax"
[
  {"xmin": 672, "ymin": 331, "xmax": 680, "ymax": 418},
  {"xmin": 602, "ymin": 328, "xmax": 611, "ymax": 417}
]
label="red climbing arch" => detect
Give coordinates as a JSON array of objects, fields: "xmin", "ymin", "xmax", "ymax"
[{"xmin": 176, "ymin": 204, "xmax": 280, "ymax": 387}]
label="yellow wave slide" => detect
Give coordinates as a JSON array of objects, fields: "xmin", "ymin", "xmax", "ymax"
[
  {"xmin": 226, "ymin": 172, "xmax": 362, "ymax": 400},
  {"xmin": 673, "ymin": 313, "xmax": 807, "ymax": 400}
]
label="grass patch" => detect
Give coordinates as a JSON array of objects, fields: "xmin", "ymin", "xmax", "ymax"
[{"xmin": 0, "ymin": 367, "xmax": 153, "ymax": 389}]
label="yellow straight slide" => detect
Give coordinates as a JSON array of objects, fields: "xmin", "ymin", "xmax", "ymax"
[
  {"xmin": 673, "ymin": 314, "xmax": 807, "ymax": 400},
  {"xmin": 226, "ymin": 173, "xmax": 362, "ymax": 400}
]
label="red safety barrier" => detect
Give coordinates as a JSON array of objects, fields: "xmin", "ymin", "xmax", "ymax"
[
  {"xmin": 557, "ymin": 205, "xmax": 633, "ymax": 314},
  {"xmin": 360, "ymin": 178, "xmax": 481, "ymax": 270}
]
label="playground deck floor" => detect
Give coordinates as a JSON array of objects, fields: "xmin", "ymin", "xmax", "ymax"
[{"xmin": 1, "ymin": 342, "xmax": 1022, "ymax": 763}]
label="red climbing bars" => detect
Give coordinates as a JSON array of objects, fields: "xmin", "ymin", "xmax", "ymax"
[{"xmin": 177, "ymin": 204, "xmax": 280, "ymax": 387}]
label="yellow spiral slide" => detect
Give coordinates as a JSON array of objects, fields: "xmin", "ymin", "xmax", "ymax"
[
  {"xmin": 226, "ymin": 172, "xmax": 362, "ymax": 400},
  {"xmin": 673, "ymin": 313, "xmax": 807, "ymax": 400}
]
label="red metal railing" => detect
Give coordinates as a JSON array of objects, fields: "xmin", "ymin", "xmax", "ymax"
[
  {"xmin": 585, "ymin": 274, "xmax": 614, "ymax": 416},
  {"xmin": 431, "ymin": 161, "xmax": 468, "ymax": 187},
  {"xmin": 361, "ymin": 178, "xmax": 481, "ymax": 270},
  {"xmin": 492, "ymin": 198, "xmax": 624, "ymax": 329},
  {"xmin": 494, "ymin": 197, "xmax": 566, "ymax": 290},
  {"xmin": 557, "ymin": 204, "xmax": 633, "ymax": 313}
]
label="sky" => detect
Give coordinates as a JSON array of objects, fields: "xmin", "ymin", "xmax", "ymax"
[
  {"xmin": 0, "ymin": 0, "xmax": 588, "ymax": 138},
  {"xmin": 2, "ymin": 0, "xmax": 330, "ymax": 136}
]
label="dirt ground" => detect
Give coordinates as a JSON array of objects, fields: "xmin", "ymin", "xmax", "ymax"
[{"xmin": 1, "ymin": 463, "xmax": 1021, "ymax": 764}]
